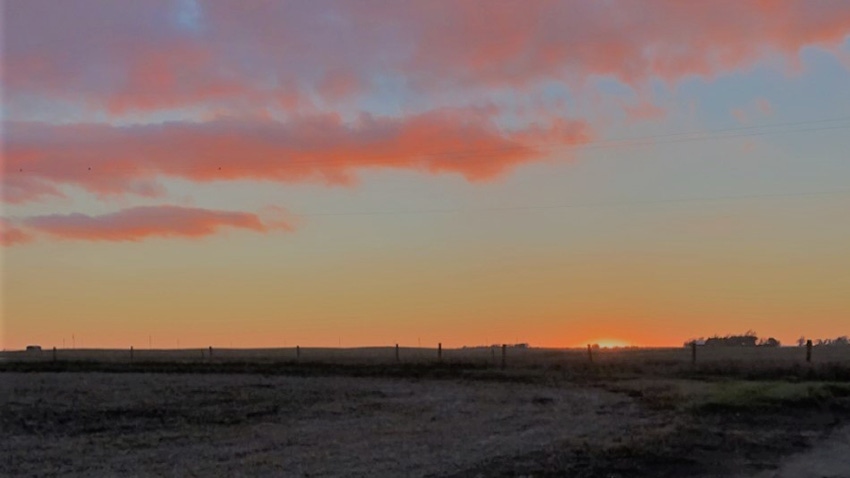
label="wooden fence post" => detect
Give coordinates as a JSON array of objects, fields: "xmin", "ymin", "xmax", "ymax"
[
  {"xmin": 395, "ymin": 344, "xmax": 400, "ymax": 362},
  {"xmin": 296, "ymin": 345, "xmax": 301, "ymax": 361},
  {"xmin": 438, "ymin": 343, "xmax": 442, "ymax": 362},
  {"xmin": 691, "ymin": 341, "xmax": 697, "ymax": 365},
  {"xmin": 587, "ymin": 344, "xmax": 593, "ymax": 364},
  {"xmin": 209, "ymin": 346, "xmax": 213, "ymax": 359},
  {"xmin": 501, "ymin": 344, "xmax": 507, "ymax": 370},
  {"xmin": 53, "ymin": 346, "xmax": 57, "ymax": 362},
  {"xmin": 806, "ymin": 339, "xmax": 812, "ymax": 363},
  {"xmin": 130, "ymin": 346, "xmax": 133, "ymax": 362}
]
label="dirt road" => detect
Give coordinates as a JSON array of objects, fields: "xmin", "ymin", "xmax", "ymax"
[{"xmin": 754, "ymin": 425, "xmax": 850, "ymax": 478}]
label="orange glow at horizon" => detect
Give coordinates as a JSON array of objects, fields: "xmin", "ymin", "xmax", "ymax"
[{"xmin": 583, "ymin": 339, "xmax": 632, "ymax": 349}]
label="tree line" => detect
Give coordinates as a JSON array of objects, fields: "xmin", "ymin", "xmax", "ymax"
[{"xmin": 686, "ymin": 331, "xmax": 850, "ymax": 348}]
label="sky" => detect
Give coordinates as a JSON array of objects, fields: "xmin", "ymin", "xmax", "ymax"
[{"xmin": 2, "ymin": 0, "xmax": 850, "ymax": 350}]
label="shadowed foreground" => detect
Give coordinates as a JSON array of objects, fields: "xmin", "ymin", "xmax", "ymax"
[
  {"xmin": 2, "ymin": 373, "xmax": 645, "ymax": 476},
  {"xmin": 3, "ymin": 350, "xmax": 850, "ymax": 476}
]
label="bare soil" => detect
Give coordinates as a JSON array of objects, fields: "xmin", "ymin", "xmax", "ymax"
[
  {"xmin": 752, "ymin": 425, "xmax": 850, "ymax": 478},
  {"xmin": 3, "ymin": 358, "xmax": 850, "ymax": 476},
  {"xmin": 2, "ymin": 372, "xmax": 647, "ymax": 476}
]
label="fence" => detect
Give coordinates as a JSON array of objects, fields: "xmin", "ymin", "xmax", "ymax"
[{"xmin": 8, "ymin": 342, "xmax": 850, "ymax": 371}]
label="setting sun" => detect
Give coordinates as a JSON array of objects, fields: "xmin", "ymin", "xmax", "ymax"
[
  {"xmin": 583, "ymin": 339, "xmax": 632, "ymax": 349},
  {"xmin": 4, "ymin": 1, "xmax": 850, "ymax": 475}
]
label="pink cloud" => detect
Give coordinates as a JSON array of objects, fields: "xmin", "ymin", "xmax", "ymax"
[
  {"xmin": 5, "ymin": 1, "xmax": 850, "ymax": 115},
  {"xmin": 4, "ymin": 0, "xmax": 848, "ymax": 215},
  {"xmin": 4, "ymin": 110, "xmax": 591, "ymax": 202},
  {"xmin": 18, "ymin": 205, "xmax": 293, "ymax": 243},
  {"xmin": 394, "ymin": 1, "xmax": 850, "ymax": 89},
  {"xmin": 1, "ymin": 175, "xmax": 67, "ymax": 204},
  {"xmin": 104, "ymin": 44, "xmax": 252, "ymax": 115}
]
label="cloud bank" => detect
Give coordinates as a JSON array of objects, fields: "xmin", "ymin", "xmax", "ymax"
[
  {"xmin": 4, "ymin": 0, "xmax": 850, "ymax": 243},
  {"xmin": 6, "ymin": 1, "xmax": 850, "ymax": 113},
  {"xmin": 4, "ymin": 110, "xmax": 591, "ymax": 203}
]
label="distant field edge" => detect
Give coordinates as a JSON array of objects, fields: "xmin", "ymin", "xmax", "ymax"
[{"xmin": 0, "ymin": 360, "xmax": 550, "ymax": 382}]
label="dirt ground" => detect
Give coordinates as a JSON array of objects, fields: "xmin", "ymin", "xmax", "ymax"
[
  {"xmin": 1, "ymin": 372, "xmax": 650, "ymax": 476},
  {"xmin": 2, "ymin": 370, "xmax": 849, "ymax": 477},
  {"xmin": 753, "ymin": 425, "xmax": 850, "ymax": 478}
]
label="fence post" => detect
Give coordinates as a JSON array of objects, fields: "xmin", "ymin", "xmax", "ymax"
[
  {"xmin": 806, "ymin": 339, "xmax": 812, "ymax": 363},
  {"xmin": 209, "ymin": 346, "xmax": 213, "ymax": 359},
  {"xmin": 691, "ymin": 341, "xmax": 697, "ymax": 365},
  {"xmin": 491, "ymin": 346, "xmax": 496, "ymax": 366},
  {"xmin": 296, "ymin": 345, "xmax": 301, "ymax": 361},
  {"xmin": 438, "ymin": 343, "xmax": 442, "ymax": 362},
  {"xmin": 130, "ymin": 346, "xmax": 133, "ymax": 363},
  {"xmin": 395, "ymin": 343, "xmax": 400, "ymax": 362},
  {"xmin": 53, "ymin": 346, "xmax": 57, "ymax": 362},
  {"xmin": 501, "ymin": 344, "xmax": 507, "ymax": 370},
  {"xmin": 587, "ymin": 344, "xmax": 593, "ymax": 364}
]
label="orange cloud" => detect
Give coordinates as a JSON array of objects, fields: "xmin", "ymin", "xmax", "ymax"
[
  {"xmin": 0, "ymin": 219, "xmax": 34, "ymax": 246},
  {"xmin": 4, "ymin": 110, "xmax": 591, "ymax": 202},
  {"xmin": 16, "ymin": 205, "xmax": 293, "ymax": 243}
]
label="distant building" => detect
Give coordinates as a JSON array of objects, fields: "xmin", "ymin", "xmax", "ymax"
[{"xmin": 25, "ymin": 345, "xmax": 42, "ymax": 351}]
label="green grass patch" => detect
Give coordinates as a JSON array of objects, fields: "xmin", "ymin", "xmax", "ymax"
[{"xmin": 696, "ymin": 381, "xmax": 850, "ymax": 412}]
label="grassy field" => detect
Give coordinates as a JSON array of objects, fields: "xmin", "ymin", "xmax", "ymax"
[{"xmin": 3, "ymin": 346, "xmax": 850, "ymax": 476}]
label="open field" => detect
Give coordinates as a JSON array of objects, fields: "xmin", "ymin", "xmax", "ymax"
[
  {"xmin": 3, "ymin": 345, "xmax": 850, "ymax": 380},
  {"xmin": 3, "ymin": 347, "xmax": 850, "ymax": 476},
  {"xmin": 5, "ymin": 344, "xmax": 850, "ymax": 367}
]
